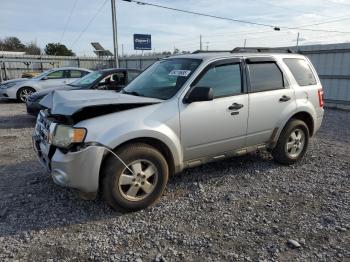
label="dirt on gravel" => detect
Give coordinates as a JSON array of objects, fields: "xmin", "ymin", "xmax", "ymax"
[{"xmin": 0, "ymin": 99, "xmax": 349, "ymax": 261}]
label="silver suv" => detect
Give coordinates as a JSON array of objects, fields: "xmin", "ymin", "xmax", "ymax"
[{"xmin": 33, "ymin": 48, "xmax": 324, "ymax": 211}]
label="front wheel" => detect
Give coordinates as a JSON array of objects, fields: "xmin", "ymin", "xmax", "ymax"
[
  {"xmin": 272, "ymin": 119, "xmax": 309, "ymax": 165},
  {"xmin": 17, "ymin": 87, "xmax": 35, "ymax": 102},
  {"xmin": 102, "ymin": 143, "xmax": 169, "ymax": 211}
]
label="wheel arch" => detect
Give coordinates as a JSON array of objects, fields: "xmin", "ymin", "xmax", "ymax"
[
  {"xmin": 271, "ymin": 110, "xmax": 315, "ymax": 148},
  {"xmin": 290, "ymin": 111, "xmax": 314, "ymax": 137},
  {"xmin": 98, "ymin": 137, "xmax": 177, "ymax": 192},
  {"xmin": 16, "ymin": 86, "xmax": 36, "ymax": 100}
]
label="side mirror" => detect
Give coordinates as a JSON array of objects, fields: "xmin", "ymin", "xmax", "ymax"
[
  {"xmin": 41, "ymin": 76, "xmax": 49, "ymax": 80},
  {"xmin": 184, "ymin": 86, "xmax": 213, "ymax": 103}
]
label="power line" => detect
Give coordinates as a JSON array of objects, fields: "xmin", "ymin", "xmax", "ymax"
[
  {"xmin": 296, "ymin": 16, "xmax": 350, "ymax": 28},
  {"xmin": 204, "ymin": 16, "xmax": 350, "ymax": 38},
  {"xmin": 247, "ymin": 0, "xmax": 306, "ymax": 14},
  {"xmin": 122, "ymin": 0, "xmax": 350, "ymax": 34},
  {"xmin": 70, "ymin": 0, "xmax": 109, "ymax": 49},
  {"xmin": 60, "ymin": 0, "xmax": 79, "ymax": 42},
  {"xmin": 122, "ymin": 0, "xmax": 277, "ymax": 29}
]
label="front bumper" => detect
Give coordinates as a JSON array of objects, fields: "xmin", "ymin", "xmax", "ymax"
[
  {"xmin": 0, "ymin": 89, "xmax": 10, "ymax": 98},
  {"xmin": 33, "ymin": 137, "xmax": 106, "ymax": 193}
]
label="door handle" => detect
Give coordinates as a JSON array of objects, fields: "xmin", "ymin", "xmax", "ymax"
[
  {"xmin": 228, "ymin": 103, "xmax": 244, "ymax": 110},
  {"xmin": 279, "ymin": 95, "xmax": 291, "ymax": 102}
]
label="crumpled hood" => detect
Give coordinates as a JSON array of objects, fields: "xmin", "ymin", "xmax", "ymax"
[
  {"xmin": 30, "ymin": 84, "xmax": 71, "ymax": 99},
  {"xmin": 40, "ymin": 90, "xmax": 162, "ymax": 116}
]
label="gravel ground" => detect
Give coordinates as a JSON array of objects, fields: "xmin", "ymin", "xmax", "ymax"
[{"xmin": 0, "ymin": 99, "xmax": 349, "ymax": 261}]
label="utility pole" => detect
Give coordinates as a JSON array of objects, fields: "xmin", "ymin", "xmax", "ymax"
[
  {"xmin": 296, "ymin": 32, "xmax": 300, "ymax": 49},
  {"xmin": 200, "ymin": 34, "xmax": 202, "ymax": 51},
  {"xmin": 244, "ymin": 39, "xmax": 247, "ymax": 48},
  {"xmin": 205, "ymin": 42, "xmax": 209, "ymax": 51},
  {"xmin": 111, "ymin": 0, "xmax": 119, "ymax": 68}
]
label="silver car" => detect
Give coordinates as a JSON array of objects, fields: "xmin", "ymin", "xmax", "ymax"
[
  {"xmin": 33, "ymin": 49, "xmax": 324, "ymax": 211},
  {"xmin": 0, "ymin": 67, "xmax": 91, "ymax": 102}
]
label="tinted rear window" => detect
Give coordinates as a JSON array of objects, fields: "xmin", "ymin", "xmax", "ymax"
[
  {"xmin": 283, "ymin": 58, "xmax": 317, "ymax": 86},
  {"xmin": 248, "ymin": 63, "xmax": 284, "ymax": 92}
]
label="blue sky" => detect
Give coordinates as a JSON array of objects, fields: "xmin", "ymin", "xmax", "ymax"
[{"xmin": 1, "ymin": 0, "xmax": 350, "ymax": 56}]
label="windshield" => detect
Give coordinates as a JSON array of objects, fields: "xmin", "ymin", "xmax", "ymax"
[
  {"xmin": 123, "ymin": 58, "xmax": 201, "ymax": 99},
  {"xmin": 70, "ymin": 71, "xmax": 103, "ymax": 86},
  {"xmin": 33, "ymin": 69, "xmax": 55, "ymax": 79}
]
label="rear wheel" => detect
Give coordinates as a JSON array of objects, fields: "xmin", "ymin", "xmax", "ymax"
[
  {"xmin": 17, "ymin": 87, "xmax": 35, "ymax": 102},
  {"xmin": 102, "ymin": 143, "xmax": 169, "ymax": 211},
  {"xmin": 272, "ymin": 119, "xmax": 309, "ymax": 165}
]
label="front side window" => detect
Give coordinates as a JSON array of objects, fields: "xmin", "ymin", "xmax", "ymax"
[
  {"xmin": 123, "ymin": 58, "xmax": 201, "ymax": 99},
  {"xmin": 195, "ymin": 63, "xmax": 241, "ymax": 98},
  {"xmin": 248, "ymin": 62, "xmax": 284, "ymax": 92},
  {"xmin": 34, "ymin": 69, "xmax": 55, "ymax": 79},
  {"xmin": 111, "ymin": 72, "xmax": 126, "ymax": 85},
  {"xmin": 70, "ymin": 71, "xmax": 102, "ymax": 86},
  {"xmin": 46, "ymin": 70, "xmax": 65, "ymax": 79},
  {"xmin": 283, "ymin": 58, "xmax": 317, "ymax": 86}
]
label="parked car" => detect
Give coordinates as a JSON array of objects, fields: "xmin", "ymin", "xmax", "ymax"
[
  {"xmin": 33, "ymin": 48, "xmax": 324, "ymax": 211},
  {"xmin": 26, "ymin": 68, "xmax": 142, "ymax": 115},
  {"xmin": 0, "ymin": 67, "xmax": 91, "ymax": 102}
]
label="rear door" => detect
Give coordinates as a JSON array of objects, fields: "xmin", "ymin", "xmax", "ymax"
[
  {"xmin": 179, "ymin": 59, "xmax": 249, "ymax": 160},
  {"xmin": 246, "ymin": 57, "xmax": 296, "ymax": 146}
]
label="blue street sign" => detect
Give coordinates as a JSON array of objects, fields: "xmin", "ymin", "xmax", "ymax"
[{"xmin": 134, "ymin": 34, "xmax": 152, "ymax": 50}]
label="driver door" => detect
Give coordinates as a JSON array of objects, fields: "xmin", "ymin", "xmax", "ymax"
[
  {"xmin": 179, "ymin": 59, "xmax": 248, "ymax": 161},
  {"xmin": 40, "ymin": 70, "xmax": 69, "ymax": 89}
]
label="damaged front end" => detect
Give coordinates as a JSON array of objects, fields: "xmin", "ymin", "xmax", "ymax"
[
  {"xmin": 33, "ymin": 110, "xmax": 106, "ymax": 194},
  {"xmin": 39, "ymin": 89, "xmax": 162, "ymax": 124},
  {"xmin": 33, "ymin": 90, "xmax": 162, "ymax": 195}
]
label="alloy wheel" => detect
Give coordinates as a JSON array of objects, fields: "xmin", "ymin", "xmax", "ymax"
[
  {"xmin": 20, "ymin": 89, "xmax": 34, "ymax": 102},
  {"xmin": 285, "ymin": 128, "xmax": 305, "ymax": 158},
  {"xmin": 118, "ymin": 159, "xmax": 158, "ymax": 201}
]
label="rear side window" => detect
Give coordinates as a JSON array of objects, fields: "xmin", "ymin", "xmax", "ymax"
[
  {"xmin": 196, "ymin": 63, "xmax": 242, "ymax": 98},
  {"xmin": 248, "ymin": 62, "xmax": 284, "ymax": 92},
  {"xmin": 283, "ymin": 58, "xmax": 317, "ymax": 86}
]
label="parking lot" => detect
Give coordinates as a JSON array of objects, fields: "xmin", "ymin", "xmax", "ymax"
[{"xmin": 0, "ymin": 99, "xmax": 349, "ymax": 261}]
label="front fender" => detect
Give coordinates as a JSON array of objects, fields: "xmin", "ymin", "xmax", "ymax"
[
  {"xmin": 101, "ymin": 124, "xmax": 183, "ymax": 170},
  {"xmin": 78, "ymin": 101, "xmax": 183, "ymax": 171}
]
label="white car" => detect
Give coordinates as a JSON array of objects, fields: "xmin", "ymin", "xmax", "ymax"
[{"xmin": 0, "ymin": 67, "xmax": 92, "ymax": 102}]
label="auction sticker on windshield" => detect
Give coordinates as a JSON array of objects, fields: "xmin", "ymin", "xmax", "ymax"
[{"xmin": 169, "ymin": 70, "xmax": 192, "ymax": 77}]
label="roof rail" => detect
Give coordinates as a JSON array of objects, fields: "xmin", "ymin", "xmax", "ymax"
[
  {"xmin": 192, "ymin": 50, "xmax": 231, "ymax": 54},
  {"xmin": 231, "ymin": 47, "xmax": 295, "ymax": 54}
]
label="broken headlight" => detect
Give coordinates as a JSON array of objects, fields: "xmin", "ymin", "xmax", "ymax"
[{"xmin": 50, "ymin": 124, "xmax": 87, "ymax": 148}]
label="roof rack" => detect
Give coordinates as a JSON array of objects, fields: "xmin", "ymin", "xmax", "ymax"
[
  {"xmin": 231, "ymin": 47, "xmax": 295, "ymax": 54},
  {"xmin": 192, "ymin": 50, "xmax": 231, "ymax": 54}
]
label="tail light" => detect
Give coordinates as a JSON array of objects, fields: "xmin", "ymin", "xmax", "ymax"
[{"xmin": 318, "ymin": 89, "xmax": 324, "ymax": 107}]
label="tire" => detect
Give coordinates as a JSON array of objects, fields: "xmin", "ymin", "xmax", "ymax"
[
  {"xmin": 17, "ymin": 87, "xmax": 35, "ymax": 102},
  {"xmin": 272, "ymin": 119, "xmax": 309, "ymax": 165},
  {"xmin": 102, "ymin": 143, "xmax": 169, "ymax": 211}
]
